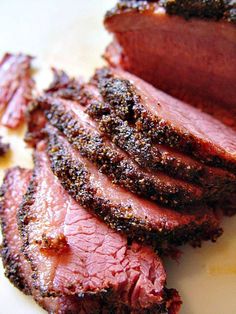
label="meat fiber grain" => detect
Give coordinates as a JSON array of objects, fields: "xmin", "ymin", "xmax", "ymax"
[
  {"xmin": 47, "ymin": 129, "xmax": 222, "ymax": 248},
  {"xmin": 0, "ymin": 167, "xmax": 85, "ymax": 313},
  {"xmin": 18, "ymin": 142, "xmax": 181, "ymax": 313}
]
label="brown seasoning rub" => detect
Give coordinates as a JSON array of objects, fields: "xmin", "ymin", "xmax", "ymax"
[
  {"xmin": 47, "ymin": 130, "xmax": 222, "ymax": 249},
  {"xmin": 86, "ymin": 88, "xmax": 236, "ymax": 195},
  {"xmin": 43, "ymin": 97, "xmax": 206, "ymax": 209},
  {"xmin": 17, "ymin": 143, "xmax": 182, "ymax": 314},
  {"xmin": 44, "ymin": 69, "xmax": 236, "ymax": 197},
  {"xmin": 0, "ymin": 168, "xmax": 133, "ymax": 313},
  {"xmin": 0, "ymin": 167, "xmax": 32, "ymax": 293},
  {"xmin": 107, "ymin": 1, "xmax": 236, "ymax": 23},
  {"xmin": 25, "ymin": 69, "xmax": 236, "ymax": 204},
  {"xmin": 91, "ymin": 68, "xmax": 236, "ymax": 175}
]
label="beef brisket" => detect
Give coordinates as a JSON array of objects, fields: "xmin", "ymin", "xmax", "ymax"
[
  {"xmin": 0, "ymin": 167, "xmax": 119, "ymax": 313},
  {"xmin": 104, "ymin": 1, "xmax": 236, "ymax": 129},
  {"xmin": 0, "ymin": 53, "xmax": 35, "ymax": 128},
  {"xmin": 91, "ymin": 68, "xmax": 236, "ymax": 174},
  {"xmin": 18, "ymin": 141, "xmax": 181, "ymax": 313},
  {"xmin": 88, "ymin": 98, "xmax": 236, "ymax": 194},
  {"xmin": 25, "ymin": 70, "xmax": 236, "ymax": 204},
  {"xmin": 47, "ymin": 128, "xmax": 222, "ymax": 247},
  {"xmin": 0, "ymin": 167, "xmax": 32, "ymax": 293},
  {"xmin": 38, "ymin": 94, "xmax": 207, "ymax": 209}
]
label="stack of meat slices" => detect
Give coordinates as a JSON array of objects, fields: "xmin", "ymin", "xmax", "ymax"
[
  {"xmin": 1, "ymin": 60, "xmax": 235, "ymax": 312},
  {"xmin": 1, "ymin": 144, "xmax": 181, "ymax": 313},
  {"xmin": 1, "ymin": 2, "xmax": 236, "ymax": 313},
  {"xmin": 30, "ymin": 67, "xmax": 236, "ymax": 215}
]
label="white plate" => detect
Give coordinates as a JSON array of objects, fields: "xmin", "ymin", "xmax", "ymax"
[{"xmin": 0, "ymin": 1, "xmax": 236, "ymax": 313}]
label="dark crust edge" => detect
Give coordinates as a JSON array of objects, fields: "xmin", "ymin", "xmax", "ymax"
[
  {"xmin": 25, "ymin": 70, "xmax": 236, "ymax": 213},
  {"xmin": 45, "ymin": 99, "xmax": 205, "ymax": 208},
  {"xmin": 16, "ymin": 142, "xmax": 180, "ymax": 313},
  {"xmin": 105, "ymin": 1, "xmax": 236, "ymax": 24},
  {"xmin": 91, "ymin": 68, "xmax": 236, "ymax": 177},
  {"xmin": 47, "ymin": 131, "xmax": 222, "ymax": 250},
  {"xmin": 26, "ymin": 70, "xmax": 236, "ymax": 192},
  {"xmin": 87, "ymin": 94, "xmax": 236, "ymax": 195},
  {"xmin": 0, "ymin": 167, "xmax": 31, "ymax": 294}
]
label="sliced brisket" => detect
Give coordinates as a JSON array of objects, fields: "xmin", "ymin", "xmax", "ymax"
[
  {"xmin": 104, "ymin": 1, "xmax": 236, "ymax": 129},
  {"xmin": 47, "ymin": 128, "xmax": 222, "ymax": 247},
  {"xmin": 38, "ymin": 94, "xmax": 207, "ymax": 209},
  {"xmin": 18, "ymin": 141, "xmax": 181, "ymax": 313},
  {"xmin": 0, "ymin": 53, "xmax": 35, "ymax": 128},
  {"xmin": 0, "ymin": 167, "xmax": 32, "ymax": 293},
  {"xmin": 91, "ymin": 68, "xmax": 236, "ymax": 174},
  {"xmin": 0, "ymin": 167, "xmax": 84, "ymax": 313},
  {"xmin": 88, "ymin": 99, "xmax": 235, "ymax": 194},
  {"xmin": 25, "ymin": 69, "xmax": 236, "ymax": 205}
]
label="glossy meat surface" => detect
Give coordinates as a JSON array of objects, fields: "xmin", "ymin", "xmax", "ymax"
[
  {"xmin": 47, "ymin": 129, "xmax": 222, "ymax": 248},
  {"xmin": 105, "ymin": 4, "xmax": 236, "ymax": 129},
  {"xmin": 93, "ymin": 68, "xmax": 236, "ymax": 174},
  {"xmin": 18, "ymin": 142, "xmax": 181, "ymax": 312}
]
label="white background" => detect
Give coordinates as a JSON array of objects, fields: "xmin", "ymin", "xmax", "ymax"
[{"xmin": 0, "ymin": 1, "xmax": 236, "ymax": 313}]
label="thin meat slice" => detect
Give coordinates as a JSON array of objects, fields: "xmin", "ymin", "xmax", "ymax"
[
  {"xmin": 0, "ymin": 137, "xmax": 9, "ymax": 156},
  {"xmin": 18, "ymin": 142, "xmax": 181, "ymax": 313},
  {"xmin": 0, "ymin": 167, "xmax": 83, "ymax": 313},
  {"xmin": 104, "ymin": 1, "xmax": 236, "ymax": 129},
  {"xmin": 47, "ymin": 128, "xmax": 222, "ymax": 248},
  {"xmin": 0, "ymin": 53, "xmax": 34, "ymax": 128},
  {"xmin": 35, "ymin": 94, "xmax": 206, "ymax": 209},
  {"xmin": 91, "ymin": 67, "xmax": 236, "ymax": 174},
  {"xmin": 0, "ymin": 168, "xmax": 32, "ymax": 294}
]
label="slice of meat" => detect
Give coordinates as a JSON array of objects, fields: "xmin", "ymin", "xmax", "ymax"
[
  {"xmin": 47, "ymin": 128, "xmax": 222, "ymax": 248},
  {"xmin": 0, "ymin": 167, "xmax": 32, "ymax": 294},
  {"xmin": 0, "ymin": 167, "xmax": 119, "ymax": 313},
  {"xmin": 18, "ymin": 141, "xmax": 181, "ymax": 313},
  {"xmin": 91, "ymin": 67, "xmax": 236, "ymax": 174},
  {"xmin": 37, "ymin": 94, "xmax": 206, "ymax": 209},
  {"xmin": 0, "ymin": 53, "xmax": 34, "ymax": 128},
  {"xmin": 0, "ymin": 137, "xmax": 9, "ymax": 156},
  {"xmin": 104, "ymin": 1, "xmax": 236, "ymax": 129}
]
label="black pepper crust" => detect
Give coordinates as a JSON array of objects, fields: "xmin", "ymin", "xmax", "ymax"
[
  {"xmin": 44, "ymin": 98, "xmax": 205, "ymax": 209},
  {"xmin": 25, "ymin": 69, "xmax": 236, "ymax": 208},
  {"xmin": 45, "ymin": 68, "xmax": 94, "ymax": 106},
  {"xmin": 106, "ymin": 1, "xmax": 236, "ymax": 23},
  {"xmin": 25, "ymin": 70, "xmax": 236, "ymax": 201},
  {"xmin": 17, "ymin": 143, "xmax": 180, "ymax": 313},
  {"xmin": 24, "ymin": 101, "xmax": 47, "ymax": 147},
  {"xmin": 17, "ymin": 169, "xmax": 38, "ymax": 278},
  {"xmin": 47, "ymin": 131, "xmax": 222, "ymax": 249},
  {"xmin": 0, "ymin": 167, "xmax": 31, "ymax": 294},
  {"xmin": 87, "ymin": 99, "xmax": 236, "ymax": 197},
  {"xmin": 91, "ymin": 68, "xmax": 236, "ymax": 184}
]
